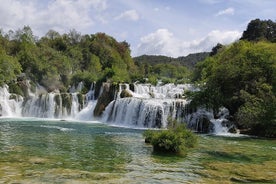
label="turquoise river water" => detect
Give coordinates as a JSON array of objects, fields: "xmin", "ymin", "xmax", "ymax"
[{"xmin": 0, "ymin": 118, "xmax": 275, "ymax": 184}]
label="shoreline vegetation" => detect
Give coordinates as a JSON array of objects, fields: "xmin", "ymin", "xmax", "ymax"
[{"xmin": 0, "ymin": 18, "xmax": 275, "ymax": 138}]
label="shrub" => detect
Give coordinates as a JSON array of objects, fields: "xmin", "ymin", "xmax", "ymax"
[{"xmin": 143, "ymin": 120, "xmax": 197, "ymax": 154}]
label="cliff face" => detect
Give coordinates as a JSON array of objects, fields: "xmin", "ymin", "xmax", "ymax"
[{"xmin": 93, "ymin": 83, "xmax": 118, "ymax": 117}]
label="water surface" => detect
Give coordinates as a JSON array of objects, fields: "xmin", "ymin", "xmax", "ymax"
[{"xmin": 0, "ymin": 118, "xmax": 275, "ymax": 183}]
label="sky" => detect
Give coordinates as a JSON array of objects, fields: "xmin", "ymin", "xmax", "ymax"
[{"xmin": 0, "ymin": 0, "xmax": 275, "ymax": 57}]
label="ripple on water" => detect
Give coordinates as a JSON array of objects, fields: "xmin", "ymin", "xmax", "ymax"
[{"xmin": 40, "ymin": 125, "xmax": 75, "ymax": 132}]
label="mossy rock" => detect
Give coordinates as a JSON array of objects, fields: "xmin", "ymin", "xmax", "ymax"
[
  {"xmin": 129, "ymin": 83, "xmax": 135, "ymax": 92},
  {"xmin": 120, "ymin": 89, "xmax": 133, "ymax": 98},
  {"xmin": 77, "ymin": 93, "xmax": 84, "ymax": 110},
  {"xmin": 61, "ymin": 93, "xmax": 72, "ymax": 114}
]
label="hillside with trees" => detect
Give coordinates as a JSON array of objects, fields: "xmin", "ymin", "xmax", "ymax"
[
  {"xmin": 133, "ymin": 52, "xmax": 209, "ymax": 69},
  {"xmin": 0, "ymin": 27, "xmax": 138, "ymax": 93},
  {"xmin": 133, "ymin": 52, "xmax": 209, "ymax": 84}
]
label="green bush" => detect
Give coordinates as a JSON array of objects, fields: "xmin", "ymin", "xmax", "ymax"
[{"xmin": 143, "ymin": 120, "xmax": 197, "ymax": 155}]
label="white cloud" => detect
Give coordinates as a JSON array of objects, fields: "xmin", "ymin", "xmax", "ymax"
[
  {"xmin": 135, "ymin": 29, "xmax": 180, "ymax": 57},
  {"xmin": 215, "ymin": 7, "xmax": 235, "ymax": 16},
  {"xmin": 189, "ymin": 30, "xmax": 242, "ymax": 51},
  {"xmin": 134, "ymin": 29, "xmax": 242, "ymax": 57},
  {"xmin": 154, "ymin": 7, "xmax": 159, "ymax": 12},
  {"xmin": 200, "ymin": 0, "xmax": 222, "ymax": 4},
  {"xmin": 115, "ymin": 9, "xmax": 139, "ymax": 21},
  {"xmin": 0, "ymin": 0, "xmax": 107, "ymax": 36}
]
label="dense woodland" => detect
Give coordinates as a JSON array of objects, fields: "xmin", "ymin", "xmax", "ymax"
[
  {"xmin": 191, "ymin": 19, "xmax": 276, "ymax": 137},
  {"xmin": 0, "ymin": 18, "xmax": 275, "ymax": 137}
]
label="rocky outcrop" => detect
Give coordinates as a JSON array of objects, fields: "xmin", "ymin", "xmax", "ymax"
[
  {"xmin": 94, "ymin": 83, "xmax": 118, "ymax": 117},
  {"xmin": 120, "ymin": 89, "xmax": 133, "ymax": 98},
  {"xmin": 187, "ymin": 114, "xmax": 213, "ymax": 133}
]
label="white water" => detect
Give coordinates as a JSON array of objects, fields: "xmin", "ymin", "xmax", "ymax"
[
  {"xmin": 0, "ymin": 82, "xmax": 233, "ymax": 134},
  {"xmin": 0, "ymin": 85, "xmax": 23, "ymax": 117},
  {"xmin": 130, "ymin": 83, "xmax": 195, "ymax": 99},
  {"xmin": 0, "ymin": 83, "xmax": 97, "ymax": 120},
  {"xmin": 103, "ymin": 98, "xmax": 190, "ymax": 128},
  {"xmin": 102, "ymin": 83, "xmax": 233, "ymax": 133}
]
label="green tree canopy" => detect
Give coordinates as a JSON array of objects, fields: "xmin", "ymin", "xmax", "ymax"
[{"xmin": 192, "ymin": 41, "xmax": 276, "ymax": 137}]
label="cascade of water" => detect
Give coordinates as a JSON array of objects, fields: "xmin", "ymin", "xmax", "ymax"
[
  {"xmin": 102, "ymin": 97, "xmax": 190, "ymax": 128},
  {"xmin": 210, "ymin": 108, "xmax": 233, "ymax": 135},
  {"xmin": 69, "ymin": 82, "xmax": 84, "ymax": 93},
  {"xmin": 0, "ymin": 85, "xmax": 23, "ymax": 117},
  {"xmin": 70, "ymin": 93, "xmax": 79, "ymax": 117},
  {"xmin": 0, "ymin": 82, "xmax": 98, "ymax": 120},
  {"xmin": 22, "ymin": 93, "xmax": 58, "ymax": 118},
  {"xmin": 132, "ymin": 83, "xmax": 196, "ymax": 99},
  {"xmin": 74, "ymin": 83, "xmax": 97, "ymax": 121},
  {"xmin": 101, "ymin": 83, "xmax": 233, "ymax": 133},
  {"xmin": 1, "ymin": 81, "xmax": 233, "ymax": 134}
]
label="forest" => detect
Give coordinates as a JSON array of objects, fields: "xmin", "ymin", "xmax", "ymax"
[{"xmin": 0, "ymin": 18, "xmax": 275, "ymax": 137}]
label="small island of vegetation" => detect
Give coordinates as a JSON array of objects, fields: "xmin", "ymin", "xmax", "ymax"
[{"xmin": 143, "ymin": 119, "xmax": 198, "ymax": 155}]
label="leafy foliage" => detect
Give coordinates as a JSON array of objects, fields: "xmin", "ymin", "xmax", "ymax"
[
  {"xmin": 0, "ymin": 45, "xmax": 21, "ymax": 85},
  {"xmin": 143, "ymin": 119, "xmax": 197, "ymax": 155},
  {"xmin": 134, "ymin": 53, "xmax": 209, "ymax": 84},
  {"xmin": 0, "ymin": 27, "xmax": 137, "ymax": 92},
  {"xmin": 241, "ymin": 19, "xmax": 276, "ymax": 42},
  {"xmin": 192, "ymin": 40, "xmax": 276, "ymax": 137}
]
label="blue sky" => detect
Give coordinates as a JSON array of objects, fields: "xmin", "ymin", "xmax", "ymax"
[{"xmin": 0, "ymin": 0, "xmax": 275, "ymax": 57}]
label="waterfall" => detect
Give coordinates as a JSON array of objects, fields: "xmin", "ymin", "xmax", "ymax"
[
  {"xmin": 102, "ymin": 83, "xmax": 206, "ymax": 130},
  {"xmin": 101, "ymin": 83, "xmax": 234, "ymax": 133},
  {"xmin": 0, "ymin": 82, "xmax": 97, "ymax": 120},
  {"xmin": 0, "ymin": 82, "xmax": 234, "ymax": 134},
  {"xmin": 70, "ymin": 93, "xmax": 79, "ymax": 118},
  {"xmin": 209, "ymin": 108, "xmax": 235, "ymax": 135},
  {"xmin": 103, "ymin": 97, "xmax": 189, "ymax": 128},
  {"xmin": 22, "ymin": 93, "xmax": 60, "ymax": 118},
  {"xmin": 0, "ymin": 85, "xmax": 23, "ymax": 117}
]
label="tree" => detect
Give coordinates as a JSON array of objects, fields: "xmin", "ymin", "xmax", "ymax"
[
  {"xmin": 241, "ymin": 19, "xmax": 276, "ymax": 42},
  {"xmin": 0, "ymin": 47, "xmax": 21, "ymax": 85},
  {"xmin": 192, "ymin": 40, "xmax": 276, "ymax": 137},
  {"xmin": 209, "ymin": 43, "xmax": 224, "ymax": 56}
]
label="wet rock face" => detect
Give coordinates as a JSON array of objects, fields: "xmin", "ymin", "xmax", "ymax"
[
  {"xmin": 120, "ymin": 89, "xmax": 133, "ymax": 98},
  {"xmin": 221, "ymin": 120, "xmax": 238, "ymax": 133},
  {"xmin": 187, "ymin": 114, "xmax": 213, "ymax": 133},
  {"xmin": 94, "ymin": 83, "xmax": 118, "ymax": 117}
]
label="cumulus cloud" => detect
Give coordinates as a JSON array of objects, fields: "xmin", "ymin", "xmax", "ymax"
[
  {"xmin": 215, "ymin": 7, "xmax": 235, "ymax": 16},
  {"xmin": 134, "ymin": 29, "xmax": 241, "ymax": 57},
  {"xmin": 135, "ymin": 29, "xmax": 180, "ymax": 57},
  {"xmin": 115, "ymin": 9, "xmax": 139, "ymax": 21},
  {"xmin": 0, "ymin": 0, "xmax": 107, "ymax": 36}
]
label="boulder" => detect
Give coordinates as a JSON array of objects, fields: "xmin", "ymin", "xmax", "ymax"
[
  {"xmin": 120, "ymin": 89, "xmax": 133, "ymax": 98},
  {"xmin": 94, "ymin": 83, "xmax": 118, "ymax": 117}
]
